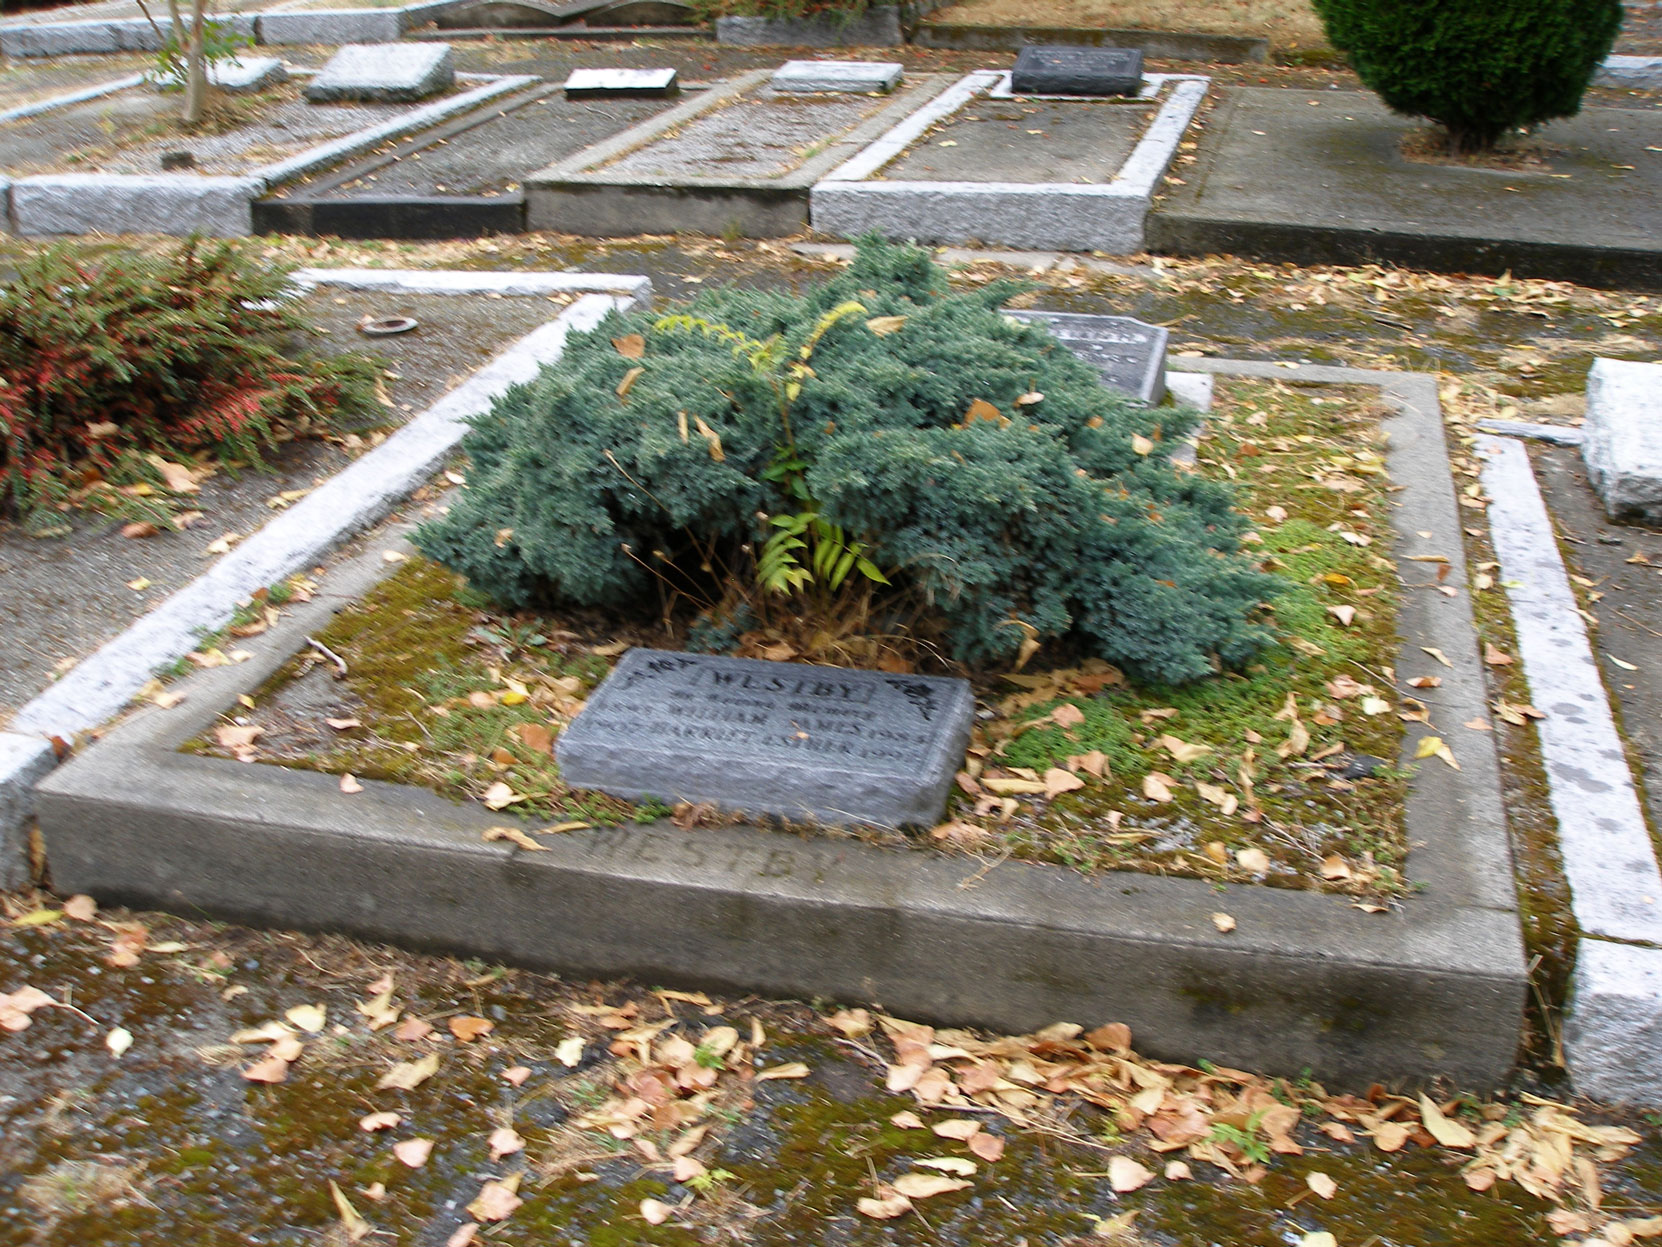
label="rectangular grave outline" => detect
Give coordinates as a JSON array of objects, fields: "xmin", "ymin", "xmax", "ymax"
[
  {"xmin": 4, "ymin": 71, "xmax": 533, "ymax": 237},
  {"xmin": 523, "ymin": 68, "xmax": 962, "ymax": 238},
  {"xmin": 34, "ymin": 362, "xmax": 1526, "ymax": 1090},
  {"xmin": 557, "ymin": 649, "xmax": 976, "ymax": 828},
  {"xmin": 810, "ymin": 69, "xmax": 1208, "ymax": 255}
]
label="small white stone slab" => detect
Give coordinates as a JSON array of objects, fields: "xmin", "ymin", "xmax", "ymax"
[
  {"xmin": 1582, "ymin": 357, "xmax": 1662, "ymax": 524},
  {"xmin": 563, "ymin": 67, "xmax": 679, "ymax": 99},
  {"xmin": 211, "ymin": 56, "xmax": 289, "ymax": 94},
  {"xmin": 771, "ymin": 59, "xmax": 903, "ymax": 94},
  {"xmin": 305, "ymin": 43, "xmax": 455, "ymax": 104}
]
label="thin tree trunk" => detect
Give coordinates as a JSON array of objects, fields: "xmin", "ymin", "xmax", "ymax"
[{"xmin": 182, "ymin": 0, "xmax": 208, "ymax": 126}]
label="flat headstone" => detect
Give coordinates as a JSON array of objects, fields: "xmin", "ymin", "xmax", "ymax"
[
  {"xmin": 556, "ymin": 649, "xmax": 975, "ymax": 828},
  {"xmin": 1583, "ymin": 357, "xmax": 1662, "ymax": 524},
  {"xmin": 587, "ymin": 0, "xmax": 699, "ymax": 24},
  {"xmin": 771, "ymin": 59, "xmax": 904, "ymax": 94},
  {"xmin": 1005, "ymin": 309, "xmax": 1168, "ymax": 404},
  {"xmin": 1011, "ymin": 45, "xmax": 1143, "ymax": 97},
  {"xmin": 304, "ymin": 43, "xmax": 455, "ymax": 105},
  {"xmin": 211, "ymin": 55, "xmax": 288, "ymax": 94},
  {"xmin": 564, "ymin": 67, "xmax": 680, "ymax": 99}
]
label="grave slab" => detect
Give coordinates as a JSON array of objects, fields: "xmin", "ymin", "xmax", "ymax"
[
  {"xmin": 1011, "ymin": 45, "xmax": 1142, "ymax": 96},
  {"xmin": 556, "ymin": 649, "xmax": 975, "ymax": 829},
  {"xmin": 1005, "ymin": 309, "xmax": 1167, "ymax": 403},
  {"xmin": 563, "ymin": 67, "xmax": 678, "ymax": 99},
  {"xmin": 1149, "ymin": 88, "xmax": 1662, "ymax": 291},
  {"xmin": 771, "ymin": 59, "xmax": 904, "ymax": 94},
  {"xmin": 305, "ymin": 43, "xmax": 455, "ymax": 104},
  {"xmin": 1582, "ymin": 357, "xmax": 1662, "ymax": 524},
  {"xmin": 209, "ymin": 55, "xmax": 289, "ymax": 94}
]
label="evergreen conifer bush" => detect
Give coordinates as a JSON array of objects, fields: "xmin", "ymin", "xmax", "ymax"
[
  {"xmin": 0, "ymin": 241, "xmax": 382, "ymax": 525},
  {"xmin": 415, "ymin": 239, "xmax": 1276, "ymax": 685},
  {"xmin": 1310, "ymin": 0, "xmax": 1622, "ymax": 152}
]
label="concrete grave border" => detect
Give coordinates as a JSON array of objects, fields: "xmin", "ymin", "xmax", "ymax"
[
  {"xmin": 525, "ymin": 68, "xmax": 960, "ymax": 239},
  {"xmin": 0, "ymin": 0, "xmax": 475, "ymax": 56},
  {"xmin": 1479, "ymin": 433, "xmax": 1662, "ymax": 1105},
  {"xmin": 0, "ymin": 71, "xmax": 149, "ymax": 126},
  {"xmin": 810, "ymin": 70, "xmax": 1208, "ymax": 254},
  {"xmin": 0, "ymin": 269, "xmax": 652, "ymax": 889},
  {"xmin": 33, "ymin": 359, "xmax": 1528, "ymax": 1089},
  {"xmin": 5, "ymin": 72, "xmax": 535, "ymax": 237}
]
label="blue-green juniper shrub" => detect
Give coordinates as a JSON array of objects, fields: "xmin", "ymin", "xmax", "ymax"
[{"xmin": 414, "ymin": 238, "xmax": 1275, "ymax": 685}]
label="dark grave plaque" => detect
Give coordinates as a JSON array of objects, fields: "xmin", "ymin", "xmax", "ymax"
[
  {"xmin": 1006, "ymin": 308, "xmax": 1168, "ymax": 404},
  {"xmin": 556, "ymin": 649, "xmax": 974, "ymax": 828},
  {"xmin": 1010, "ymin": 46, "xmax": 1144, "ymax": 97},
  {"xmin": 564, "ymin": 68, "xmax": 680, "ymax": 100}
]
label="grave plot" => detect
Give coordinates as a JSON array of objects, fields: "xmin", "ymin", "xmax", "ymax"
[
  {"xmin": 33, "ymin": 249, "xmax": 1524, "ymax": 1089},
  {"xmin": 0, "ymin": 282, "xmax": 587, "ymax": 720},
  {"xmin": 525, "ymin": 67, "xmax": 960, "ymax": 238},
  {"xmin": 0, "ymin": 55, "xmax": 532, "ymax": 235},
  {"xmin": 0, "ymin": 50, "xmax": 155, "ymax": 118},
  {"xmin": 258, "ymin": 76, "xmax": 690, "ymax": 239},
  {"xmin": 812, "ymin": 70, "xmax": 1208, "ymax": 253}
]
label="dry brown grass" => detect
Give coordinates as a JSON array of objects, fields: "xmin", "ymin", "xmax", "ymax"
[{"xmin": 930, "ymin": 0, "xmax": 1330, "ymax": 50}]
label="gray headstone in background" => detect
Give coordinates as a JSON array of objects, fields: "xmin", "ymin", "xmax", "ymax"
[
  {"xmin": 1005, "ymin": 309, "xmax": 1168, "ymax": 404},
  {"xmin": 564, "ymin": 67, "xmax": 680, "ymax": 99},
  {"xmin": 304, "ymin": 43, "xmax": 455, "ymax": 104},
  {"xmin": 1011, "ymin": 45, "xmax": 1143, "ymax": 96},
  {"xmin": 1582, "ymin": 357, "xmax": 1662, "ymax": 524},
  {"xmin": 771, "ymin": 59, "xmax": 904, "ymax": 94},
  {"xmin": 556, "ymin": 649, "xmax": 975, "ymax": 828}
]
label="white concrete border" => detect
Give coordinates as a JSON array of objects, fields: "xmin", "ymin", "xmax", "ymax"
[
  {"xmin": 1478, "ymin": 433, "xmax": 1662, "ymax": 1105},
  {"xmin": 0, "ymin": 72, "xmax": 148, "ymax": 125},
  {"xmin": 0, "ymin": 0, "xmax": 472, "ymax": 55},
  {"xmin": 811, "ymin": 71, "xmax": 1208, "ymax": 255},
  {"xmin": 291, "ymin": 267, "xmax": 652, "ymax": 300},
  {"xmin": 0, "ymin": 272, "xmax": 649, "ymax": 888},
  {"xmin": 7, "ymin": 73, "xmax": 532, "ymax": 238},
  {"xmin": 1596, "ymin": 55, "xmax": 1662, "ymax": 90}
]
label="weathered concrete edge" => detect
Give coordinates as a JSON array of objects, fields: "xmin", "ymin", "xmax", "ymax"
[
  {"xmin": 1476, "ymin": 434, "xmax": 1662, "ymax": 946},
  {"xmin": 0, "ymin": 71, "xmax": 146, "ymax": 125},
  {"xmin": 8, "ymin": 286, "xmax": 644, "ymax": 745},
  {"xmin": 254, "ymin": 74, "xmax": 533, "ymax": 190},
  {"xmin": 32, "ymin": 361, "xmax": 1525, "ymax": 1088},
  {"xmin": 0, "ymin": 734, "xmax": 54, "ymax": 891},
  {"xmin": 1565, "ymin": 941, "xmax": 1662, "ymax": 1106},
  {"xmin": 1596, "ymin": 55, "xmax": 1662, "ymax": 89},
  {"xmin": 290, "ymin": 267, "xmax": 651, "ymax": 298}
]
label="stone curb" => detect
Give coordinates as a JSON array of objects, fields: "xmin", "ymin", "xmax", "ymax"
[
  {"xmin": 812, "ymin": 71, "xmax": 1206, "ymax": 254},
  {"xmin": 0, "ymin": 13, "xmax": 255, "ymax": 57},
  {"xmin": 0, "ymin": 278, "xmax": 648, "ymax": 887},
  {"xmin": 0, "ymin": 0, "xmax": 474, "ymax": 54},
  {"xmin": 0, "ymin": 735, "xmax": 54, "ymax": 892},
  {"xmin": 1478, "ymin": 433, "xmax": 1662, "ymax": 1106},
  {"xmin": 6, "ymin": 75, "xmax": 530, "ymax": 238},
  {"xmin": 32, "ymin": 360, "xmax": 1527, "ymax": 1089}
]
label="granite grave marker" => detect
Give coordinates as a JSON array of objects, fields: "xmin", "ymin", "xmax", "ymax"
[
  {"xmin": 556, "ymin": 649, "xmax": 975, "ymax": 828},
  {"xmin": 1010, "ymin": 46, "xmax": 1144, "ymax": 97},
  {"xmin": 1005, "ymin": 309, "xmax": 1168, "ymax": 403},
  {"xmin": 304, "ymin": 43, "xmax": 455, "ymax": 105},
  {"xmin": 564, "ymin": 68, "xmax": 681, "ymax": 99},
  {"xmin": 771, "ymin": 60, "xmax": 904, "ymax": 94}
]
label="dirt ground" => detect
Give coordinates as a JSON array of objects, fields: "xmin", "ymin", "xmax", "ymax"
[{"xmin": 0, "ymin": 286, "xmax": 576, "ymax": 722}]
